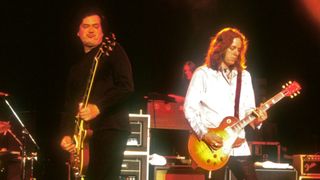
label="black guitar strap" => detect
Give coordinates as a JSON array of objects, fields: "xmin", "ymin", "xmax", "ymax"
[{"xmin": 234, "ymin": 69, "xmax": 242, "ymax": 119}]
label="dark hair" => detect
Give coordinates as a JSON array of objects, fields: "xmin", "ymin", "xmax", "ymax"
[
  {"xmin": 182, "ymin": 60, "xmax": 196, "ymax": 80},
  {"xmin": 75, "ymin": 5, "xmax": 109, "ymax": 34},
  {"xmin": 184, "ymin": 61, "xmax": 196, "ymax": 72},
  {"xmin": 205, "ymin": 27, "xmax": 248, "ymax": 70}
]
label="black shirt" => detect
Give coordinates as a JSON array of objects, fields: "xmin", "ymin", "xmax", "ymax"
[{"xmin": 62, "ymin": 42, "xmax": 134, "ymax": 135}]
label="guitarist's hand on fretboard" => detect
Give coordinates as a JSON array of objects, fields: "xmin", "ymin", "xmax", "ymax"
[
  {"xmin": 250, "ymin": 106, "xmax": 268, "ymax": 128},
  {"xmin": 78, "ymin": 103, "xmax": 101, "ymax": 121},
  {"xmin": 202, "ymin": 132, "xmax": 223, "ymax": 150}
]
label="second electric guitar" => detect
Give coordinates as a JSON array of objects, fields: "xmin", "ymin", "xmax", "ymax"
[
  {"xmin": 188, "ymin": 81, "xmax": 301, "ymax": 171},
  {"xmin": 70, "ymin": 34, "xmax": 116, "ymax": 179}
]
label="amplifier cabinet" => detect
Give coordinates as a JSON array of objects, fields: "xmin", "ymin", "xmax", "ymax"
[
  {"xmin": 248, "ymin": 141, "xmax": 281, "ymax": 163},
  {"xmin": 120, "ymin": 154, "xmax": 148, "ymax": 180},
  {"xmin": 126, "ymin": 113, "xmax": 150, "ymax": 152},
  {"xmin": 299, "ymin": 175, "xmax": 320, "ymax": 180},
  {"xmin": 121, "ymin": 113, "xmax": 150, "ymax": 180},
  {"xmin": 256, "ymin": 168, "xmax": 297, "ymax": 180},
  {"xmin": 147, "ymin": 100, "xmax": 190, "ymax": 130},
  {"xmin": 293, "ymin": 154, "xmax": 320, "ymax": 176},
  {"xmin": 228, "ymin": 168, "xmax": 297, "ymax": 180},
  {"xmin": 154, "ymin": 166, "xmax": 205, "ymax": 180}
]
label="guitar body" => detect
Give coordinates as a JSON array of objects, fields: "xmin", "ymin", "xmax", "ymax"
[
  {"xmin": 71, "ymin": 120, "xmax": 92, "ymax": 178},
  {"xmin": 188, "ymin": 116, "xmax": 241, "ymax": 171}
]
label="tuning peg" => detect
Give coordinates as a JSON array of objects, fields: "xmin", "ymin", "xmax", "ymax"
[
  {"xmin": 290, "ymin": 95, "xmax": 294, "ymax": 98},
  {"xmin": 297, "ymin": 91, "xmax": 300, "ymax": 94},
  {"xmin": 294, "ymin": 93, "xmax": 297, "ymax": 96},
  {"xmin": 288, "ymin": 81, "xmax": 292, "ymax": 84},
  {"xmin": 282, "ymin": 85, "xmax": 285, "ymax": 89}
]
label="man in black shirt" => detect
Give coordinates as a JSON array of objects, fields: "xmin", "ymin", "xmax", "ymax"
[{"xmin": 60, "ymin": 9, "xmax": 134, "ymax": 180}]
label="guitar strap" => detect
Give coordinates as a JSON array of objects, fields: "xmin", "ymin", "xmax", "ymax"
[{"xmin": 234, "ymin": 69, "xmax": 242, "ymax": 119}]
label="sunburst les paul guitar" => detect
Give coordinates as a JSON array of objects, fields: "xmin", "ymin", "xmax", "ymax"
[
  {"xmin": 188, "ymin": 81, "xmax": 301, "ymax": 171},
  {"xmin": 70, "ymin": 34, "xmax": 116, "ymax": 179}
]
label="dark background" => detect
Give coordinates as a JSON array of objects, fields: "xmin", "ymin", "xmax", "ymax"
[{"xmin": 1, "ymin": 0, "xmax": 320, "ymax": 178}]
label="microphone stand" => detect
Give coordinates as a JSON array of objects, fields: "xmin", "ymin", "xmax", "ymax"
[{"xmin": 3, "ymin": 97, "xmax": 40, "ymax": 180}]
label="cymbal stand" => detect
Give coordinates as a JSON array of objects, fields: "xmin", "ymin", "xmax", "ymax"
[
  {"xmin": 3, "ymin": 97, "xmax": 40, "ymax": 180},
  {"xmin": 27, "ymin": 152, "xmax": 38, "ymax": 179}
]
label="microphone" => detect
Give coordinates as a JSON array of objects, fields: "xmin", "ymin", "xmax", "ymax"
[{"xmin": 0, "ymin": 92, "xmax": 9, "ymax": 97}]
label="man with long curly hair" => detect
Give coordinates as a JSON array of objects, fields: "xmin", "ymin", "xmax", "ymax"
[{"xmin": 184, "ymin": 27, "xmax": 267, "ymax": 179}]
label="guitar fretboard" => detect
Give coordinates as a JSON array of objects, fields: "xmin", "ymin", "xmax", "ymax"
[{"xmin": 231, "ymin": 91, "xmax": 285, "ymax": 133}]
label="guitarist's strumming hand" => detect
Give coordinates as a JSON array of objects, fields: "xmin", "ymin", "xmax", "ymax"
[
  {"xmin": 60, "ymin": 136, "xmax": 76, "ymax": 153},
  {"xmin": 78, "ymin": 103, "xmax": 100, "ymax": 121},
  {"xmin": 202, "ymin": 132, "xmax": 223, "ymax": 150}
]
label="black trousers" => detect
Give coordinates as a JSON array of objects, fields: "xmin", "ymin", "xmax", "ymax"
[
  {"xmin": 86, "ymin": 129, "xmax": 129, "ymax": 180},
  {"xmin": 228, "ymin": 156, "xmax": 257, "ymax": 180},
  {"xmin": 210, "ymin": 156, "xmax": 257, "ymax": 180}
]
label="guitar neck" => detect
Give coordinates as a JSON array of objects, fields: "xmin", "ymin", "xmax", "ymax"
[
  {"xmin": 232, "ymin": 91, "xmax": 286, "ymax": 132},
  {"xmin": 74, "ymin": 47, "xmax": 102, "ymax": 135},
  {"xmin": 260, "ymin": 91, "xmax": 286, "ymax": 112},
  {"xmin": 81, "ymin": 40, "xmax": 113, "ymax": 108},
  {"xmin": 81, "ymin": 57, "xmax": 99, "ymax": 108}
]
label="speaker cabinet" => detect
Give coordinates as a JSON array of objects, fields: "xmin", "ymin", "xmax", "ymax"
[
  {"xmin": 154, "ymin": 166, "xmax": 205, "ymax": 180},
  {"xmin": 120, "ymin": 155, "xmax": 148, "ymax": 180},
  {"xmin": 248, "ymin": 141, "xmax": 281, "ymax": 163},
  {"xmin": 126, "ymin": 114, "xmax": 150, "ymax": 152},
  {"xmin": 120, "ymin": 113, "xmax": 150, "ymax": 180},
  {"xmin": 256, "ymin": 168, "xmax": 297, "ymax": 180},
  {"xmin": 299, "ymin": 175, "xmax": 320, "ymax": 180},
  {"xmin": 228, "ymin": 168, "xmax": 297, "ymax": 180}
]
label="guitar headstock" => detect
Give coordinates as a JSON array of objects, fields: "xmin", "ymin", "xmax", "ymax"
[
  {"xmin": 101, "ymin": 33, "xmax": 117, "ymax": 56},
  {"xmin": 281, "ymin": 81, "xmax": 302, "ymax": 98}
]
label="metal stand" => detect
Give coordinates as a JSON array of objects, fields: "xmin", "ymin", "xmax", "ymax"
[{"xmin": 3, "ymin": 97, "xmax": 40, "ymax": 180}]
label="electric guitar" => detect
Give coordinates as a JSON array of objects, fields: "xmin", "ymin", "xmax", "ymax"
[
  {"xmin": 188, "ymin": 81, "xmax": 301, "ymax": 171},
  {"xmin": 70, "ymin": 34, "xmax": 116, "ymax": 179}
]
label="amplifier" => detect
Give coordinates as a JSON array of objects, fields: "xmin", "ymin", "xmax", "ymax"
[
  {"xmin": 248, "ymin": 141, "xmax": 281, "ymax": 163},
  {"xmin": 293, "ymin": 154, "xmax": 320, "ymax": 176},
  {"xmin": 120, "ymin": 155, "xmax": 148, "ymax": 180},
  {"xmin": 121, "ymin": 113, "xmax": 150, "ymax": 180},
  {"xmin": 126, "ymin": 113, "xmax": 150, "ymax": 152},
  {"xmin": 147, "ymin": 100, "xmax": 190, "ymax": 130},
  {"xmin": 298, "ymin": 175, "xmax": 320, "ymax": 180},
  {"xmin": 228, "ymin": 168, "xmax": 297, "ymax": 180},
  {"xmin": 154, "ymin": 166, "xmax": 205, "ymax": 180}
]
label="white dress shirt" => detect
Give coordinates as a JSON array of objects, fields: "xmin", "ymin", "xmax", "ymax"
[{"xmin": 184, "ymin": 65, "xmax": 256, "ymax": 156}]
